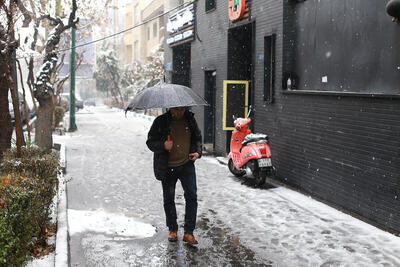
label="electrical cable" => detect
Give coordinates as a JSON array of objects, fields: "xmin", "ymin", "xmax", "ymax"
[{"xmin": 17, "ymin": 0, "xmax": 194, "ymax": 60}]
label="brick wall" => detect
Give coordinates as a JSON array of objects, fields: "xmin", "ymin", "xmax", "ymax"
[
  {"xmin": 253, "ymin": 0, "xmax": 400, "ymax": 232},
  {"xmin": 190, "ymin": 0, "xmax": 230, "ymax": 154}
]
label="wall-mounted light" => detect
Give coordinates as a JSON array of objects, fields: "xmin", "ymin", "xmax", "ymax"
[{"xmin": 386, "ymin": 0, "xmax": 400, "ymax": 23}]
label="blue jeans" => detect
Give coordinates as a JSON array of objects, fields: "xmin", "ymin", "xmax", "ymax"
[{"xmin": 162, "ymin": 161, "xmax": 197, "ymax": 234}]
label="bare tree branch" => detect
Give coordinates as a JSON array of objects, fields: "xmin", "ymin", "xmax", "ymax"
[
  {"xmin": 24, "ymin": 57, "xmax": 38, "ymax": 114},
  {"xmin": 16, "ymin": 0, "xmax": 33, "ymax": 27},
  {"xmin": 54, "ymin": 51, "xmax": 83, "ymax": 102}
]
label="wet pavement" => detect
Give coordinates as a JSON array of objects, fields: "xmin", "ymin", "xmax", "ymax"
[
  {"xmin": 64, "ymin": 106, "xmax": 272, "ymax": 266},
  {"xmin": 62, "ymin": 106, "xmax": 400, "ymax": 267}
]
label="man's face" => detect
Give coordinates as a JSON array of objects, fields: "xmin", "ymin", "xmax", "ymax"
[{"xmin": 170, "ymin": 107, "xmax": 186, "ymax": 119}]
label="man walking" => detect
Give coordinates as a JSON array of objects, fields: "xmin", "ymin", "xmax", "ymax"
[{"xmin": 146, "ymin": 106, "xmax": 202, "ymax": 245}]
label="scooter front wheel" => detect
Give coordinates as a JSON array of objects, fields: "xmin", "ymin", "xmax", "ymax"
[{"xmin": 228, "ymin": 158, "xmax": 246, "ymax": 177}]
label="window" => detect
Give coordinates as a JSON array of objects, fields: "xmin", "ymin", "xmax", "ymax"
[
  {"xmin": 153, "ymin": 22, "xmax": 157, "ymax": 38},
  {"xmin": 147, "ymin": 27, "xmax": 150, "ymax": 40},
  {"xmin": 134, "ymin": 40, "xmax": 139, "ymax": 61},
  {"xmin": 126, "ymin": 12, "xmax": 132, "ymax": 27},
  {"xmin": 206, "ymin": 0, "xmax": 216, "ymax": 12},
  {"xmin": 264, "ymin": 34, "xmax": 276, "ymax": 103},
  {"xmin": 134, "ymin": 4, "xmax": 139, "ymax": 25}
]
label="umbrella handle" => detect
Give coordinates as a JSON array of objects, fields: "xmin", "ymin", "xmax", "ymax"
[{"xmin": 167, "ymin": 135, "xmax": 171, "ymax": 152}]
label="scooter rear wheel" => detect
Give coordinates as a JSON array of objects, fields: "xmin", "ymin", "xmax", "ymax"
[
  {"xmin": 228, "ymin": 158, "xmax": 246, "ymax": 177},
  {"xmin": 253, "ymin": 168, "xmax": 267, "ymax": 186}
]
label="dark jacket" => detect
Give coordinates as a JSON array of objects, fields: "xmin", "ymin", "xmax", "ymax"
[{"xmin": 146, "ymin": 110, "xmax": 202, "ymax": 181}]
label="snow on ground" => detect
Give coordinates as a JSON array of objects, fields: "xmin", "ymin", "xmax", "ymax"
[
  {"xmin": 119, "ymin": 108, "xmax": 400, "ymax": 266},
  {"xmin": 64, "ymin": 106, "xmax": 400, "ymax": 266},
  {"xmin": 197, "ymin": 156, "xmax": 400, "ymax": 266},
  {"xmin": 68, "ymin": 209, "xmax": 156, "ymax": 238},
  {"xmin": 25, "ymin": 253, "xmax": 54, "ymax": 267}
]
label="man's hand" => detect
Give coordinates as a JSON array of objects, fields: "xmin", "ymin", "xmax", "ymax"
[
  {"xmin": 188, "ymin": 152, "xmax": 200, "ymax": 161},
  {"xmin": 164, "ymin": 140, "xmax": 173, "ymax": 151}
]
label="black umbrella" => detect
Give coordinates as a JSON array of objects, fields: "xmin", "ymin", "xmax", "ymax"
[{"xmin": 124, "ymin": 83, "xmax": 208, "ymax": 111}]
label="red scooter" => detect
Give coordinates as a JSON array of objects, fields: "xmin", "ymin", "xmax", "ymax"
[{"xmin": 228, "ymin": 108, "xmax": 273, "ymax": 186}]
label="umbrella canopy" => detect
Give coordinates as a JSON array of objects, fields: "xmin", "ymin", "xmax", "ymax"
[{"xmin": 124, "ymin": 83, "xmax": 208, "ymax": 111}]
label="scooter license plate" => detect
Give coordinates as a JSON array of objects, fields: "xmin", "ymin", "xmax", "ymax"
[{"xmin": 258, "ymin": 158, "xmax": 272, "ymax": 167}]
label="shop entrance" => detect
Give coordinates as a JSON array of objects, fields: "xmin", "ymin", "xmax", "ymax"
[
  {"xmin": 226, "ymin": 22, "xmax": 254, "ymax": 152},
  {"xmin": 204, "ymin": 70, "xmax": 216, "ymax": 149},
  {"xmin": 172, "ymin": 43, "xmax": 191, "ymax": 87}
]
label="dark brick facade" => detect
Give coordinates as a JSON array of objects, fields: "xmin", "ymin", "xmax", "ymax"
[{"xmin": 164, "ymin": 0, "xmax": 400, "ymax": 233}]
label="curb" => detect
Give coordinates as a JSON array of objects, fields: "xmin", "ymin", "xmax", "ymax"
[
  {"xmin": 131, "ymin": 111, "xmax": 155, "ymax": 122},
  {"xmin": 54, "ymin": 142, "xmax": 68, "ymax": 267}
]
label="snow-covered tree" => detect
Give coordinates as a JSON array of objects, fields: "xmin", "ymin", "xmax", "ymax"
[
  {"xmin": 29, "ymin": 0, "xmax": 112, "ymax": 148},
  {"xmin": 120, "ymin": 61, "xmax": 145, "ymax": 99},
  {"xmin": 32, "ymin": 1, "xmax": 78, "ymax": 149},
  {"xmin": 0, "ymin": 0, "xmax": 114, "ymax": 156},
  {"xmin": 119, "ymin": 43, "xmax": 165, "ymax": 101},
  {"xmin": 94, "ymin": 46, "xmax": 124, "ymax": 106},
  {"xmin": 142, "ymin": 44, "xmax": 164, "ymax": 88}
]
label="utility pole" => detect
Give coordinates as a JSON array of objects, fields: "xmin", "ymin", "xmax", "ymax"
[{"xmin": 68, "ymin": 26, "xmax": 77, "ymax": 132}]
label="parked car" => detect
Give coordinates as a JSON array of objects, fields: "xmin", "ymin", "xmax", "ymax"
[
  {"xmin": 59, "ymin": 93, "xmax": 84, "ymax": 111},
  {"xmin": 84, "ymin": 98, "xmax": 96, "ymax": 106},
  {"xmin": 8, "ymin": 91, "xmax": 26, "ymax": 124},
  {"xmin": 75, "ymin": 98, "xmax": 84, "ymax": 110}
]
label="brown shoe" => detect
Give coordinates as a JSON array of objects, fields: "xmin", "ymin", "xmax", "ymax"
[
  {"xmin": 168, "ymin": 231, "xmax": 178, "ymax": 242},
  {"xmin": 183, "ymin": 233, "xmax": 198, "ymax": 245}
]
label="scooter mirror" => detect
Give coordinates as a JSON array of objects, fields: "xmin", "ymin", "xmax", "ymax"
[{"xmin": 246, "ymin": 105, "xmax": 253, "ymax": 118}]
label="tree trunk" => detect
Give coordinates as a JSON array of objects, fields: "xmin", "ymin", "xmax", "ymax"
[
  {"xmin": 35, "ymin": 99, "xmax": 54, "ymax": 150},
  {"xmin": 17, "ymin": 60, "xmax": 32, "ymax": 141},
  {"xmin": 0, "ymin": 57, "xmax": 12, "ymax": 161},
  {"xmin": 9, "ymin": 50, "xmax": 25, "ymax": 148}
]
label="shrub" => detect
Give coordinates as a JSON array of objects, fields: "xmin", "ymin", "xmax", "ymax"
[
  {"xmin": 2, "ymin": 146, "xmax": 60, "ymax": 180},
  {"xmin": 0, "ymin": 147, "xmax": 60, "ymax": 266},
  {"xmin": 0, "ymin": 175, "xmax": 37, "ymax": 266}
]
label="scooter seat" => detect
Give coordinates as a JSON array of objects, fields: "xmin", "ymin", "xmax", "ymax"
[{"xmin": 242, "ymin": 133, "xmax": 268, "ymax": 146}]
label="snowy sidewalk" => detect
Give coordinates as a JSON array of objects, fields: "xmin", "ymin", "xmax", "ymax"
[
  {"xmin": 61, "ymin": 106, "xmax": 400, "ymax": 266},
  {"xmin": 123, "ymin": 107, "xmax": 400, "ymax": 266},
  {"xmin": 198, "ymin": 156, "xmax": 400, "ymax": 266}
]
